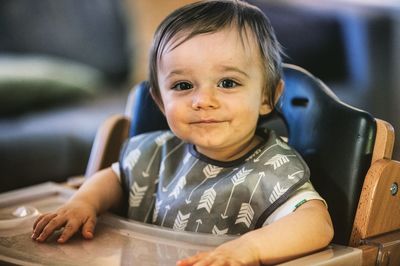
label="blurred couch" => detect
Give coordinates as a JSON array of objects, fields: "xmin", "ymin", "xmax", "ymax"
[
  {"xmin": 1, "ymin": 0, "xmax": 399, "ymax": 193},
  {"xmin": 0, "ymin": 0, "xmax": 132, "ymax": 192}
]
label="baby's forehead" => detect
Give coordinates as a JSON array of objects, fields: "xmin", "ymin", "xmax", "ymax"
[{"xmin": 161, "ymin": 25, "xmax": 261, "ymax": 58}]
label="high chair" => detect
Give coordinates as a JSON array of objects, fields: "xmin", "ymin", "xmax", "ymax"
[{"xmin": 86, "ymin": 64, "xmax": 400, "ymax": 265}]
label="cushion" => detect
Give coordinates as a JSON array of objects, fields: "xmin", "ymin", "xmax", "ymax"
[{"xmin": 0, "ymin": 55, "xmax": 105, "ymax": 115}]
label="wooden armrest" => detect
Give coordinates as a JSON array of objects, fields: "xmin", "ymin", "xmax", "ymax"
[
  {"xmin": 360, "ymin": 230, "xmax": 400, "ymax": 266},
  {"xmin": 350, "ymin": 159, "xmax": 400, "ymax": 246},
  {"xmin": 358, "ymin": 245, "xmax": 378, "ymax": 266},
  {"xmin": 85, "ymin": 115, "xmax": 130, "ymax": 177},
  {"xmin": 372, "ymin": 119, "xmax": 395, "ymax": 163}
]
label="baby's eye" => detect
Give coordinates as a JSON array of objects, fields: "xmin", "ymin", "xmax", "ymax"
[
  {"xmin": 218, "ymin": 79, "xmax": 238, "ymax": 89},
  {"xmin": 172, "ymin": 82, "xmax": 193, "ymax": 91}
]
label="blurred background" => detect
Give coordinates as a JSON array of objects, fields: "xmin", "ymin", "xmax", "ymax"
[{"xmin": 0, "ymin": 0, "xmax": 399, "ymax": 192}]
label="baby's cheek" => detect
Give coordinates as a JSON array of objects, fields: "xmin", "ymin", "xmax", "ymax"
[
  {"xmin": 164, "ymin": 108, "xmax": 180, "ymax": 125},
  {"xmin": 164, "ymin": 109, "xmax": 187, "ymax": 135}
]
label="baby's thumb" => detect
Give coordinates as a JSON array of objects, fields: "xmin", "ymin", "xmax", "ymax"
[{"xmin": 82, "ymin": 217, "xmax": 96, "ymax": 239}]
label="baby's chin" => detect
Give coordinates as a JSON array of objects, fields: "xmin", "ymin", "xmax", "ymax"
[{"xmin": 189, "ymin": 134, "xmax": 228, "ymax": 148}]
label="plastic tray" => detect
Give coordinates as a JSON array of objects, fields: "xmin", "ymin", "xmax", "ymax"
[{"xmin": 0, "ymin": 182, "xmax": 235, "ymax": 266}]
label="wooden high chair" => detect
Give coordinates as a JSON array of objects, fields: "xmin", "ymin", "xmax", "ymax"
[{"xmin": 85, "ymin": 64, "xmax": 400, "ymax": 265}]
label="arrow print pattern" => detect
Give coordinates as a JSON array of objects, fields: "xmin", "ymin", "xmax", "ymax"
[
  {"xmin": 264, "ymin": 154, "xmax": 295, "ymax": 170},
  {"xmin": 269, "ymin": 182, "xmax": 288, "ymax": 203},
  {"xmin": 173, "ymin": 211, "xmax": 191, "ymax": 231},
  {"xmin": 186, "ymin": 165, "xmax": 222, "ymax": 204},
  {"xmin": 152, "ymin": 199, "xmax": 163, "ymax": 223},
  {"xmin": 123, "ymin": 133, "xmax": 158, "ymax": 171},
  {"xmin": 235, "ymin": 203, "xmax": 254, "ymax": 228},
  {"xmin": 253, "ymin": 138, "xmax": 290, "ymax": 162},
  {"xmin": 288, "ymin": 170, "xmax": 304, "ymax": 180},
  {"xmin": 123, "ymin": 149, "xmax": 141, "ymax": 171},
  {"xmin": 143, "ymin": 132, "xmax": 174, "ymax": 177},
  {"xmin": 159, "ymin": 142, "xmax": 184, "ymax": 174},
  {"xmin": 161, "ymin": 205, "xmax": 171, "ymax": 226},
  {"xmin": 212, "ymin": 225, "xmax": 229, "ymax": 235},
  {"xmin": 129, "ymin": 182, "xmax": 148, "ymax": 207},
  {"xmin": 195, "ymin": 219, "xmax": 202, "ymax": 232},
  {"xmin": 275, "ymin": 138, "xmax": 290, "ymax": 150},
  {"xmin": 155, "ymin": 131, "xmax": 174, "ymax": 146},
  {"xmin": 162, "ymin": 158, "xmax": 197, "ymax": 192},
  {"xmin": 203, "ymin": 164, "xmax": 223, "ymax": 178},
  {"xmin": 197, "ymin": 187, "xmax": 216, "ymax": 213},
  {"xmin": 168, "ymin": 175, "xmax": 187, "ymax": 199},
  {"xmin": 231, "ymin": 167, "xmax": 253, "ymax": 185},
  {"xmin": 221, "ymin": 167, "xmax": 253, "ymax": 219}
]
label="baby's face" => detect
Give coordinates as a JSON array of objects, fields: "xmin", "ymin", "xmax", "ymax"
[{"xmin": 157, "ymin": 27, "xmax": 271, "ymax": 161}]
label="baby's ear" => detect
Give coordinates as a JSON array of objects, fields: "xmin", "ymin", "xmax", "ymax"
[
  {"xmin": 149, "ymin": 87, "xmax": 165, "ymax": 115},
  {"xmin": 273, "ymin": 79, "xmax": 284, "ymax": 104},
  {"xmin": 259, "ymin": 97, "xmax": 272, "ymax": 116},
  {"xmin": 259, "ymin": 80, "xmax": 284, "ymax": 115}
]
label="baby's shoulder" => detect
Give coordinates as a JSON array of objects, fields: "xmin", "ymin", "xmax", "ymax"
[
  {"xmin": 120, "ymin": 130, "xmax": 182, "ymax": 172},
  {"xmin": 254, "ymin": 128, "xmax": 310, "ymax": 177}
]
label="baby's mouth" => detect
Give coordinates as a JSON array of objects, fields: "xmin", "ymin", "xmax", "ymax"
[{"xmin": 190, "ymin": 119, "xmax": 226, "ymax": 124}]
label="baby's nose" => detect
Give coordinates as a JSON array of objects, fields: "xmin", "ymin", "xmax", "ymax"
[{"xmin": 191, "ymin": 87, "xmax": 219, "ymax": 110}]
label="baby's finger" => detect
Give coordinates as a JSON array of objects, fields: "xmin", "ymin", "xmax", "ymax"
[
  {"xmin": 36, "ymin": 215, "xmax": 67, "ymax": 242},
  {"xmin": 57, "ymin": 219, "xmax": 81, "ymax": 243},
  {"xmin": 32, "ymin": 213, "xmax": 46, "ymax": 229},
  {"xmin": 81, "ymin": 217, "xmax": 96, "ymax": 239},
  {"xmin": 193, "ymin": 257, "xmax": 237, "ymax": 266},
  {"xmin": 32, "ymin": 213, "xmax": 58, "ymax": 239},
  {"xmin": 190, "ymin": 254, "xmax": 215, "ymax": 266},
  {"xmin": 177, "ymin": 252, "xmax": 208, "ymax": 266}
]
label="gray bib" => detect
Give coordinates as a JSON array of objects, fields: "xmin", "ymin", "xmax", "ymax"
[{"xmin": 120, "ymin": 129, "xmax": 309, "ymax": 235}]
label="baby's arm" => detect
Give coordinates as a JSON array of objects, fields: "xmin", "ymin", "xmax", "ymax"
[
  {"xmin": 178, "ymin": 200, "xmax": 333, "ymax": 266},
  {"xmin": 32, "ymin": 167, "xmax": 123, "ymax": 243}
]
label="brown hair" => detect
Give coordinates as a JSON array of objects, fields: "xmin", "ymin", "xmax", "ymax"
[{"xmin": 149, "ymin": 0, "xmax": 282, "ymax": 108}]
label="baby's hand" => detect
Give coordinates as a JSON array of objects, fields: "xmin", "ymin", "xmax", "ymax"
[
  {"xmin": 177, "ymin": 236, "xmax": 260, "ymax": 266},
  {"xmin": 31, "ymin": 200, "xmax": 97, "ymax": 244},
  {"xmin": 177, "ymin": 251, "xmax": 245, "ymax": 266}
]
